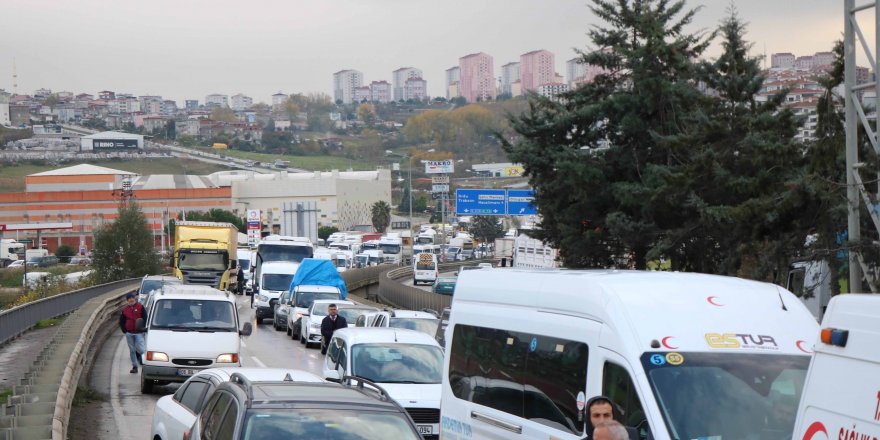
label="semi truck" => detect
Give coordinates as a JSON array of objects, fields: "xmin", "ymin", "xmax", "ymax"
[
  {"xmin": 173, "ymin": 221, "xmax": 238, "ymax": 291},
  {"xmin": 0, "ymin": 239, "xmax": 26, "ymax": 267}
]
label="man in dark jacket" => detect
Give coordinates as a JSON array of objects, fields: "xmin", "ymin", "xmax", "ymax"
[
  {"xmin": 320, "ymin": 304, "xmax": 347, "ymax": 355},
  {"xmin": 119, "ymin": 292, "xmax": 146, "ymax": 374},
  {"xmin": 585, "ymin": 396, "xmax": 638, "ymax": 440}
]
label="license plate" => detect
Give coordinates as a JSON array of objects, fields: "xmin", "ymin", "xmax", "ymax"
[
  {"xmin": 177, "ymin": 368, "xmax": 197, "ymax": 376},
  {"xmin": 417, "ymin": 425, "xmax": 433, "ymax": 435}
]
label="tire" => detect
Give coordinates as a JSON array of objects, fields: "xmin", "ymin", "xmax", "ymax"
[
  {"xmin": 256, "ymin": 317, "xmax": 263, "ymax": 325},
  {"xmin": 413, "ymin": 278, "xmax": 418, "ymax": 285},
  {"xmin": 140, "ymin": 373, "xmax": 153, "ymax": 394},
  {"xmin": 300, "ymin": 331, "xmax": 306, "ymax": 344},
  {"xmin": 272, "ymin": 319, "xmax": 278, "ymax": 331},
  {"xmin": 286, "ymin": 326, "xmax": 292, "ymax": 336},
  {"xmin": 292, "ymin": 321, "xmax": 301, "ymax": 339},
  {"xmin": 274, "ymin": 320, "xmax": 284, "ymax": 332}
]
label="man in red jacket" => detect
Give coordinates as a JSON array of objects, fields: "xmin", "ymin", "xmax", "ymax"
[{"xmin": 119, "ymin": 292, "xmax": 146, "ymax": 374}]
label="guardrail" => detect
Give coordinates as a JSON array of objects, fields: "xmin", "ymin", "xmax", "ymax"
[
  {"xmin": 378, "ymin": 260, "xmax": 491, "ymax": 311},
  {"xmin": 1, "ymin": 280, "xmax": 137, "ymax": 439},
  {"xmin": 0, "ymin": 279, "xmax": 139, "ymax": 348}
]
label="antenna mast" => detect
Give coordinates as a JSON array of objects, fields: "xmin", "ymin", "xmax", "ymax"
[{"xmin": 12, "ymin": 58, "xmax": 18, "ymax": 94}]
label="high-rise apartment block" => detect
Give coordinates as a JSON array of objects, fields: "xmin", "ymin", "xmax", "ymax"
[
  {"xmin": 446, "ymin": 66, "xmax": 461, "ymax": 99},
  {"xmin": 354, "ymin": 86, "xmax": 371, "ymax": 103},
  {"xmin": 459, "ymin": 52, "xmax": 495, "ymax": 103},
  {"xmin": 333, "ymin": 69, "xmax": 364, "ymax": 104},
  {"xmin": 501, "ymin": 62, "xmax": 521, "ymax": 96},
  {"xmin": 231, "ymin": 93, "xmax": 253, "ymax": 111},
  {"xmin": 185, "ymin": 100, "xmax": 199, "ymax": 110},
  {"xmin": 272, "ymin": 92, "xmax": 288, "ymax": 111},
  {"xmin": 370, "ymin": 81, "xmax": 392, "ymax": 103},
  {"xmin": 403, "ymin": 77, "xmax": 428, "ymax": 101},
  {"xmin": 392, "ymin": 67, "xmax": 423, "ymax": 101},
  {"xmin": 205, "ymin": 94, "xmax": 229, "ymax": 108},
  {"xmin": 520, "ymin": 49, "xmax": 556, "ymax": 93}
]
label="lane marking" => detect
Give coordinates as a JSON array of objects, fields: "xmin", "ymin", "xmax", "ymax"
[{"xmin": 251, "ymin": 356, "xmax": 267, "ymax": 367}]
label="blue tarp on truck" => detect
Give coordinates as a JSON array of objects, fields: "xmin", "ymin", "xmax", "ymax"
[{"xmin": 288, "ymin": 258, "xmax": 348, "ymax": 299}]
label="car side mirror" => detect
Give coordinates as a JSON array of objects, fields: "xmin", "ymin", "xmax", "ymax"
[
  {"xmin": 135, "ymin": 318, "xmax": 146, "ymax": 332},
  {"xmin": 301, "ymin": 312, "xmax": 310, "ymax": 317},
  {"xmin": 240, "ymin": 322, "xmax": 253, "ymax": 336},
  {"xmin": 325, "ymin": 369, "xmax": 340, "ymax": 382}
]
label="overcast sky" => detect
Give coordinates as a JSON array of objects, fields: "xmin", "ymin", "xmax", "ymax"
[{"xmin": 0, "ymin": 0, "xmax": 864, "ymax": 103}]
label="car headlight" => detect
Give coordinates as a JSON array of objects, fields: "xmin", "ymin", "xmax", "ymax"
[
  {"xmin": 216, "ymin": 353, "xmax": 239, "ymax": 363},
  {"xmin": 310, "ymin": 322, "xmax": 321, "ymax": 329},
  {"xmin": 258, "ymin": 294, "xmax": 268, "ymax": 302},
  {"xmin": 146, "ymin": 351, "xmax": 169, "ymax": 362},
  {"xmin": 295, "ymin": 312, "xmax": 302, "ymax": 320}
]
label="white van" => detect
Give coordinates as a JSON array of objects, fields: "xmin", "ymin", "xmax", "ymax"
[
  {"xmin": 287, "ymin": 285, "xmax": 343, "ymax": 342},
  {"xmin": 413, "ymin": 252, "xmax": 439, "ymax": 286},
  {"xmin": 139, "ymin": 285, "xmax": 252, "ymax": 394},
  {"xmin": 254, "ymin": 261, "xmax": 299, "ymax": 325},
  {"xmin": 441, "ymin": 269, "xmax": 819, "ymax": 440},
  {"xmin": 793, "ymin": 294, "xmax": 880, "ymax": 440}
]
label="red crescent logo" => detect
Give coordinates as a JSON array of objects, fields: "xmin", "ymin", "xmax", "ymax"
[
  {"xmin": 796, "ymin": 340, "xmax": 812, "ymax": 354},
  {"xmin": 661, "ymin": 336, "xmax": 678, "ymax": 350},
  {"xmin": 802, "ymin": 421, "xmax": 827, "ymax": 440},
  {"xmin": 707, "ymin": 296, "xmax": 723, "ymax": 307}
]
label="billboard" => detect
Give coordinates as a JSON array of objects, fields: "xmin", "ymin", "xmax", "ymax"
[
  {"xmin": 504, "ymin": 165, "xmax": 525, "ymax": 177},
  {"xmin": 92, "ymin": 138, "xmax": 139, "ymax": 149},
  {"xmin": 425, "ymin": 160, "xmax": 454, "ymax": 174},
  {"xmin": 246, "ymin": 209, "xmax": 261, "ymax": 247}
]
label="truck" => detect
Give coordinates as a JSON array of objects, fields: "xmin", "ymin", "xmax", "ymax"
[
  {"xmin": 513, "ymin": 233, "xmax": 559, "ymax": 269},
  {"xmin": 379, "ymin": 233, "xmax": 403, "ymax": 265},
  {"xmin": 413, "ymin": 229, "xmax": 440, "ymax": 255},
  {"xmin": 253, "ymin": 235, "xmax": 314, "ymax": 292},
  {"xmin": 173, "ymin": 221, "xmax": 239, "ymax": 291},
  {"xmin": 786, "ymin": 259, "xmax": 834, "ymax": 321},
  {"xmin": 1, "ymin": 239, "xmax": 26, "ymax": 267},
  {"xmin": 274, "ymin": 159, "xmax": 290, "ymax": 169},
  {"xmin": 494, "ymin": 237, "xmax": 516, "ymax": 267}
]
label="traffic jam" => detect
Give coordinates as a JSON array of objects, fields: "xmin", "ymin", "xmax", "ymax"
[{"xmin": 130, "ymin": 221, "xmax": 880, "ymax": 440}]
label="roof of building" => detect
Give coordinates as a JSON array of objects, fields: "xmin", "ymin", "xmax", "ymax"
[
  {"xmin": 131, "ymin": 174, "xmax": 218, "ymax": 190},
  {"xmin": 81, "ymin": 131, "xmax": 143, "ymax": 140},
  {"xmin": 29, "ymin": 164, "xmax": 136, "ymax": 177}
]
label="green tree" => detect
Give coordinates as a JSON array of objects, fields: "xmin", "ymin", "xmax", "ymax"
[
  {"xmin": 357, "ymin": 103, "xmax": 377, "ymax": 126},
  {"xmin": 211, "ymin": 107, "xmax": 237, "ymax": 123},
  {"xmin": 92, "ymin": 202, "xmax": 160, "ymax": 283},
  {"xmin": 318, "ymin": 226, "xmax": 339, "ymax": 241},
  {"xmin": 469, "ymin": 216, "xmax": 504, "ymax": 244},
  {"xmin": 54, "ymin": 244, "xmax": 76, "ymax": 263},
  {"xmin": 175, "ymin": 209, "xmax": 247, "ymax": 234},
  {"xmin": 505, "ymin": 0, "xmax": 713, "ymax": 269},
  {"xmin": 371, "ymin": 201, "xmax": 392, "ymax": 233}
]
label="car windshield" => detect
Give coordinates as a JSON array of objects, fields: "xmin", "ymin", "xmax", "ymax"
[
  {"xmin": 262, "ymin": 273, "xmax": 294, "ymax": 291},
  {"xmin": 352, "ymin": 343, "xmax": 443, "ymax": 384},
  {"xmin": 389, "ymin": 318, "xmax": 440, "ymax": 336},
  {"xmin": 238, "ymin": 259, "xmax": 250, "ymax": 270},
  {"xmin": 178, "ymin": 251, "xmax": 227, "ymax": 271},
  {"xmin": 416, "ymin": 237, "xmax": 434, "ymax": 245},
  {"xmin": 379, "ymin": 243, "xmax": 401, "ymax": 254},
  {"xmin": 241, "ymin": 409, "xmax": 421, "ymax": 440},
  {"xmin": 151, "ymin": 299, "xmax": 236, "ymax": 331},
  {"xmin": 334, "ymin": 258, "xmax": 348, "ymax": 268},
  {"xmin": 446, "ymin": 247, "xmax": 460, "ymax": 254},
  {"xmin": 296, "ymin": 291, "xmax": 339, "ymax": 308},
  {"xmin": 140, "ymin": 279, "xmax": 179, "ymax": 294},
  {"xmin": 259, "ymin": 243, "xmax": 313, "ymax": 263},
  {"xmin": 641, "ymin": 352, "xmax": 809, "ymax": 440},
  {"xmin": 311, "ymin": 302, "xmax": 341, "ymax": 316},
  {"xmin": 361, "ymin": 243, "xmax": 379, "ymax": 251},
  {"xmin": 438, "ymin": 277, "xmax": 456, "ymax": 284},
  {"xmin": 337, "ymin": 308, "xmax": 372, "ymax": 323}
]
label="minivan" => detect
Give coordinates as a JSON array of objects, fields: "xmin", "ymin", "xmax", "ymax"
[
  {"xmin": 413, "ymin": 252, "xmax": 439, "ymax": 285},
  {"xmin": 441, "ymin": 269, "xmax": 819, "ymax": 440}
]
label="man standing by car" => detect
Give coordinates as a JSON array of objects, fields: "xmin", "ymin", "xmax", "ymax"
[
  {"xmin": 119, "ymin": 292, "xmax": 146, "ymax": 374},
  {"xmin": 320, "ymin": 304, "xmax": 347, "ymax": 355}
]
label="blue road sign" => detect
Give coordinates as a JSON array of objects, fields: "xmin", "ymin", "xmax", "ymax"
[
  {"xmin": 506, "ymin": 189, "xmax": 537, "ymax": 216},
  {"xmin": 456, "ymin": 189, "xmax": 507, "ymax": 215}
]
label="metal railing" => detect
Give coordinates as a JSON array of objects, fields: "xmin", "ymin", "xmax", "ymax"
[{"xmin": 0, "ymin": 279, "xmax": 139, "ymax": 348}]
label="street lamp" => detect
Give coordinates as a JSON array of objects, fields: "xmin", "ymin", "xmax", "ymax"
[{"xmin": 385, "ymin": 150, "xmax": 412, "ymax": 232}]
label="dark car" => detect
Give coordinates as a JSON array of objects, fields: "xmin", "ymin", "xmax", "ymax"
[
  {"xmin": 432, "ymin": 274, "xmax": 457, "ymax": 295},
  {"xmin": 187, "ymin": 374, "xmax": 424, "ymax": 439}
]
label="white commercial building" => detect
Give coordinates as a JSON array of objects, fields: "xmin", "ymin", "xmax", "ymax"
[
  {"xmin": 272, "ymin": 92, "xmax": 288, "ymax": 111},
  {"xmin": 80, "ymin": 131, "xmax": 145, "ymax": 151},
  {"xmin": 333, "ymin": 69, "xmax": 364, "ymax": 104},
  {"xmin": 231, "ymin": 94, "xmax": 253, "ymax": 111},
  {"xmin": 0, "ymin": 92, "xmax": 11, "ymax": 126},
  {"xmin": 210, "ymin": 169, "xmax": 392, "ymax": 231},
  {"xmin": 393, "ymin": 67, "xmax": 423, "ymax": 101},
  {"xmin": 205, "ymin": 94, "xmax": 229, "ymax": 108}
]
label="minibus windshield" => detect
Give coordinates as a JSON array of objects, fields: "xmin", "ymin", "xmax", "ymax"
[{"xmin": 640, "ymin": 352, "xmax": 809, "ymax": 440}]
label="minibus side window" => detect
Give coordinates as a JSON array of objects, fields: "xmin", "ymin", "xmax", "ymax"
[
  {"xmin": 449, "ymin": 324, "xmax": 588, "ymax": 436},
  {"xmin": 603, "ymin": 362, "xmax": 651, "ymax": 440}
]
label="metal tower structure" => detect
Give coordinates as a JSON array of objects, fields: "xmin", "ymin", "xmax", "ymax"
[{"xmin": 844, "ymin": 0, "xmax": 880, "ymax": 292}]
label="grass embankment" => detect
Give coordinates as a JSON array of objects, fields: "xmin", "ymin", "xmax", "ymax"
[
  {"xmin": 0, "ymin": 265, "xmax": 95, "ymax": 309},
  {"xmin": 0, "ymin": 158, "xmax": 227, "ymax": 192}
]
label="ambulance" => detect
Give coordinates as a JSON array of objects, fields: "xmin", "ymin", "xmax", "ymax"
[
  {"xmin": 441, "ymin": 269, "xmax": 819, "ymax": 440},
  {"xmin": 793, "ymin": 294, "xmax": 880, "ymax": 440}
]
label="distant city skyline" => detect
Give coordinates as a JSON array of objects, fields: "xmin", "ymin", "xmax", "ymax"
[{"xmin": 0, "ymin": 0, "xmax": 852, "ymax": 103}]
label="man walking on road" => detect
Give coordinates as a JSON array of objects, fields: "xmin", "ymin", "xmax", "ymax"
[
  {"xmin": 320, "ymin": 304, "xmax": 347, "ymax": 355},
  {"xmin": 119, "ymin": 292, "xmax": 146, "ymax": 374}
]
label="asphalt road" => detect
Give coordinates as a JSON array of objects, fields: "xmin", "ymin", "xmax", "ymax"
[{"xmin": 89, "ymin": 293, "xmax": 328, "ymax": 439}]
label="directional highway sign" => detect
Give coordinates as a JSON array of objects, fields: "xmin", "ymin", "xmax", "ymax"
[
  {"xmin": 506, "ymin": 189, "xmax": 537, "ymax": 215},
  {"xmin": 455, "ymin": 189, "xmax": 507, "ymax": 215}
]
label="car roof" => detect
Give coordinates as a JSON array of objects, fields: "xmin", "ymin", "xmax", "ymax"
[
  {"xmin": 246, "ymin": 382, "xmax": 398, "ymax": 410},
  {"xmin": 142, "ymin": 275, "xmax": 181, "ymax": 283},
  {"xmin": 312, "ymin": 299, "xmax": 354, "ymax": 307},
  {"xmin": 295, "ymin": 285, "xmax": 341, "ymax": 293},
  {"xmin": 333, "ymin": 327, "xmax": 441, "ymax": 346},
  {"xmin": 197, "ymin": 368, "xmax": 325, "ymax": 383},
  {"xmin": 260, "ymin": 261, "xmax": 300, "ymax": 272},
  {"xmin": 152, "ymin": 284, "xmax": 233, "ymax": 300},
  {"xmin": 391, "ymin": 310, "xmax": 438, "ymax": 319},
  {"xmin": 337, "ymin": 304, "xmax": 377, "ymax": 311}
]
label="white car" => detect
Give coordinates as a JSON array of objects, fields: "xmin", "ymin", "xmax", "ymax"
[
  {"xmin": 254, "ymin": 261, "xmax": 299, "ymax": 325},
  {"xmin": 323, "ymin": 328, "xmax": 443, "ymax": 437},
  {"xmin": 368, "ymin": 309, "xmax": 441, "ymax": 337},
  {"xmin": 151, "ymin": 368, "xmax": 324, "ymax": 440},
  {"xmin": 6, "ymin": 260, "xmax": 24, "ymax": 269},
  {"xmin": 287, "ymin": 285, "xmax": 343, "ymax": 341},
  {"xmin": 300, "ymin": 299, "xmax": 354, "ymax": 348},
  {"xmin": 139, "ymin": 285, "xmax": 253, "ymax": 394}
]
